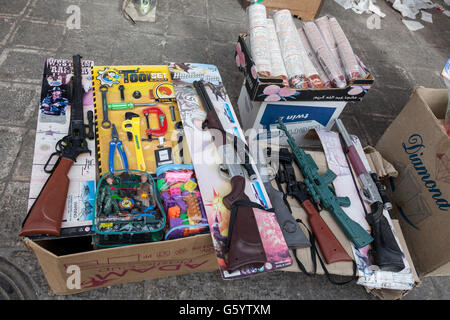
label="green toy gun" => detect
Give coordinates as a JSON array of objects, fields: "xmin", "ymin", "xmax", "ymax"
[{"xmin": 277, "ymin": 118, "xmax": 373, "ymax": 249}]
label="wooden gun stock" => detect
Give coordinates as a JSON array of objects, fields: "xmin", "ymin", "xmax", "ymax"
[
  {"xmin": 223, "ymin": 176, "xmax": 267, "ymax": 272},
  {"xmin": 19, "ymin": 157, "xmax": 74, "ymax": 236},
  {"xmin": 300, "ymin": 198, "xmax": 352, "ymax": 264}
]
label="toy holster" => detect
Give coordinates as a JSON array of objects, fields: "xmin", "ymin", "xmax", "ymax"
[{"xmin": 223, "ymin": 176, "xmax": 267, "ymax": 272}]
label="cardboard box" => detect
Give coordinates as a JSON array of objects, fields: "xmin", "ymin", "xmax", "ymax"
[
  {"xmin": 239, "ymin": 0, "xmax": 323, "ymax": 21},
  {"xmin": 236, "ymin": 34, "xmax": 374, "ymax": 102},
  {"xmin": 376, "ymin": 87, "xmax": 450, "ymax": 277},
  {"xmin": 237, "ymin": 83, "xmax": 347, "ymax": 146},
  {"xmin": 24, "ymin": 234, "xmax": 217, "ymax": 295}
]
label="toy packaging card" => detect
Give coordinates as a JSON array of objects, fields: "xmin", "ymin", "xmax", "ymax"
[
  {"xmin": 27, "ymin": 58, "xmax": 96, "ymax": 240},
  {"xmin": 91, "ymin": 65, "xmax": 190, "ymax": 177},
  {"xmin": 169, "ymin": 63, "xmax": 293, "ymax": 279}
]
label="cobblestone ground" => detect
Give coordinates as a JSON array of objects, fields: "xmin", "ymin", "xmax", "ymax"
[{"xmin": 0, "ymin": 0, "xmax": 449, "ymax": 300}]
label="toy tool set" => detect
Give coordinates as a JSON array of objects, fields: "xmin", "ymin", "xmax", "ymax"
[{"xmin": 92, "ymin": 65, "xmax": 187, "ymax": 176}]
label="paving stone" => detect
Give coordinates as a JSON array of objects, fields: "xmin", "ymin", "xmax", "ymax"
[
  {"xmin": 0, "ymin": 126, "xmax": 26, "ymax": 180},
  {"xmin": 0, "ymin": 81, "xmax": 39, "ymax": 126},
  {"xmin": 163, "ymin": 37, "xmax": 209, "ymax": 65},
  {"xmin": 0, "ymin": 0, "xmax": 30, "ymax": 16},
  {"xmin": 0, "ymin": 48, "xmax": 50, "ymax": 84},
  {"xmin": 167, "ymin": 14, "xmax": 209, "ymax": 40},
  {"xmin": 25, "ymin": 0, "xmax": 71, "ymax": 23},
  {"xmin": 13, "ymin": 129, "xmax": 36, "ymax": 182},
  {"xmin": 207, "ymin": 0, "xmax": 248, "ymax": 23},
  {"xmin": 8, "ymin": 20, "xmax": 65, "ymax": 50},
  {"xmin": 208, "ymin": 18, "xmax": 244, "ymax": 44},
  {"xmin": 0, "ymin": 17, "xmax": 16, "ymax": 46},
  {"xmin": 159, "ymin": 0, "xmax": 207, "ymax": 18},
  {"xmin": 0, "ymin": 181, "xmax": 30, "ymax": 240}
]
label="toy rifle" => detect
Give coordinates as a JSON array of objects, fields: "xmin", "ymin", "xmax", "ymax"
[
  {"xmin": 277, "ymin": 118, "xmax": 373, "ymax": 249},
  {"xmin": 335, "ymin": 119, "xmax": 405, "ymax": 272},
  {"xmin": 19, "ymin": 55, "xmax": 92, "ymax": 236},
  {"xmin": 193, "ymin": 80, "xmax": 267, "ymax": 272},
  {"xmin": 276, "ymin": 148, "xmax": 353, "ymax": 264},
  {"xmin": 254, "ymin": 148, "xmax": 311, "ymax": 249}
]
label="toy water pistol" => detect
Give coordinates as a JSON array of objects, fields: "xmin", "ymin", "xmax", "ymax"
[
  {"xmin": 277, "ymin": 118, "xmax": 373, "ymax": 249},
  {"xmin": 194, "ymin": 80, "xmax": 266, "ymax": 272},
  {"xmin": 335, "ymin": 119, "xmax": 405, "ymax": 272},
  {"xmin": 19, "ymin": 55, "xmax": 94, "ymax": 236},
  {"xmin": 122, "ymin": 112, "xmax": 146, "ymax": 171}
]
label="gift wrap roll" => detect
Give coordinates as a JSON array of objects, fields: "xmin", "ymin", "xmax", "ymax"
[
  {"xmin": 273, "ymin": 9, "xmax": 321, "ymax": 89},
  {"xmin": 248, "ymin": 3, "xmax": 271, "ymax": 77},
  {"xmin": 328, "ymin": 17, "xmax": 361, "ymax": 82},
  {"xmin": 266, "ymin": 18, "xmax": 288, "ymax": 86},
  {"xmin": 303, "ymin": 21, "xmax": 346, "ymax": 88},
  {"xmin": 297, "ymin": 27, "xmax": 332, "ymax": 88},
  {"xmin": 315, "ymin": 16, "xmax": 344, "ymax": 75}
]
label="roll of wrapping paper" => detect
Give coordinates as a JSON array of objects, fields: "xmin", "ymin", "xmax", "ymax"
[
  {"xmin": 297, "ymin": 27, "xmax": 332, "ymax": 88},
  {"xmin": 315, "ymin": 16, "xmax": 344, "ymax": 76},
  {"xmin": 328, "ymin": 17, "xmax": 361, "ymax": 81},
  {"xmin": 303, "ymin": 21, "xmax": 347, "ymax": 88},
  {"xmin": 266, "ymin": 18, "xmax": 288, "ymax": 86},
  {"xmin": 248, "ymin": 3, "xmax": 271, "ymax": 77},
  {"xmin": 273, "ymin": 9, "xmax": 321, "ymax": 89}
]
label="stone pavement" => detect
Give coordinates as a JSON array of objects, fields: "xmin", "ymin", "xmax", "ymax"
[{"xmin": 0, "ymin": 0, "xmax": 449, "ymax": 300}]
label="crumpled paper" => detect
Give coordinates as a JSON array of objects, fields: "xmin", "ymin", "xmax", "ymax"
[
  {"xmin": 387, "ymin": 0, "xmax": 438, "ymax": 19},
  {"xmin": 334, "ymin": 0, "xmax": 386, "ymax": 17}
]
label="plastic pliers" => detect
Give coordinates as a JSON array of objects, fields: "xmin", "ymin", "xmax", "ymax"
[{"xmin": 109, "ymin": 124, "xmax": 129, "ymax": 174}]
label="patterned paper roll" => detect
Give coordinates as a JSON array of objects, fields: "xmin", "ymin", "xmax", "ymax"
[
  {"xmin": 303, "ymin": 21, "xmax": 346, "ymax": 88},
  {"xmin": 266, "ymin": 19, "xmax": 288, "ymax": 85},
  {"xmin": 248, "ymin": 4, "xmax": 271, "ymax": 77},
  {"xmin": 315, "ymin": 16, "xmax": 344, "ymax": 75},
  {"xmin": 273, "ymin": 9, "xmax": 321, "ymax": 89},
  {"xmin": 329, "ymin": 17, "xmax": 361, "ymax": 81},
  {"xmin": 297, "ymin": 27, "xmax": 332, "ymax": 88}
]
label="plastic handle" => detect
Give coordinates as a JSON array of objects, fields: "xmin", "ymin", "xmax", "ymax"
[
  {"xmin": 301, "ymin": 199, "xmax": 353, "ymax": 264},
  {"xmin": 264, "ymin": 182, "xmax": 310, "ymax": 249},
  {"xmin": 223, "ymin": 175, "xmax": 267, "ymax": 272},
  {"xmin": 366, "ymin": 202, "xmax": 405, "ymax": 272},
  {"xmin": 19, "ymin": 157, "xmax": 74, "ymax": 236}
]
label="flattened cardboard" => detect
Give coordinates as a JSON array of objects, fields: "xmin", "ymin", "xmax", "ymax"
[{"xmin": 376, "ymin": 87, "xmax": 450, "ymax": 277}]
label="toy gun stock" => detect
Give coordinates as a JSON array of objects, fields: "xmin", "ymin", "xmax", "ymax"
[
  {"xmin": 194, "ymin": 80, "xmax": 266, "ymax": 272},
  {"xmin": 277, "ymin": 118, "xmax": 373, "ymax": 249},
  {"xmin": 19, "ymin": 55, "xmax": 92, "ymax": 236},
  {"xmin": 335, "ymin": 119, "xmax": 404, "ymax": 272}
]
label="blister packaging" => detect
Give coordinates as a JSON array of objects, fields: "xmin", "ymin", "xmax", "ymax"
[
  {"xmin": 156, "ymin": 164, "xmax": 209, "ymax": 240},
  {"xmin": 93, "ymin": 169, "xmax": 166, "ymax": 247}
]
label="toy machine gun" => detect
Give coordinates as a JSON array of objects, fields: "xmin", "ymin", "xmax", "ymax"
[
  {"xmin": 193, "ymin": 80, "xmax": 268, "ymax": 272},
  {"xmin": 277, "ymin": 118, "xmax": 374, "ymax": 249},
  {"xmin": 20, "ymin": 55, "xmax": 94, "ymax": 236}
]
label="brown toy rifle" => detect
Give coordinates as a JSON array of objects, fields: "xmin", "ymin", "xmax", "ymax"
[
  {"xmin": 193, "ymin": 80, "xmax": 267, "ymax": 272},
  {"xmin": 19, "ymin": 55, "xmax": 92, "ymax": 236}
]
